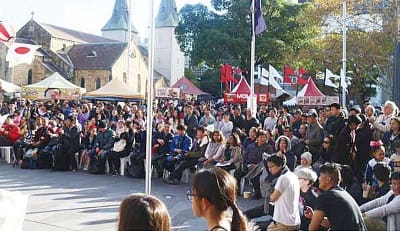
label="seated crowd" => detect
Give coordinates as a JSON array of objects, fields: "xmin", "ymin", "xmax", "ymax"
[{"xmin": 1, "ymin": 98, "xmax": 400, "ymax": 230}]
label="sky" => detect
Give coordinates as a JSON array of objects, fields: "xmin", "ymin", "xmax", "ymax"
[{"xmin": 0, "ymin": 0, "xmax": 212, "ymax": 38}]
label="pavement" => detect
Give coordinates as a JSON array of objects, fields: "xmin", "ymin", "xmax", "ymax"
[{"xmin": 0, "ymin": 163, "xmax": 265, "ymax": 231}]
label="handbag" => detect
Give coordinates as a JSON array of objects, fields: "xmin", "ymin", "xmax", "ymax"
[{"xmin": 112, "ymin": 139, "xmax": 126, "ymax": 152}]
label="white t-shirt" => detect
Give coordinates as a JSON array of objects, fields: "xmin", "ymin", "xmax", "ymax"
[
  {"xmin": 273, "ymin": 170, "xmax": 301, "ymax": 226},
  {"xmin": 263, "ymin": 117, "xmax": 277, "ymax": 131}
]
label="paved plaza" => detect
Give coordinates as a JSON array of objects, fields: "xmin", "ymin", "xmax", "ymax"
[{"xmin": 0, "ymin": 164, "xmax": 263, "ymax": 231}]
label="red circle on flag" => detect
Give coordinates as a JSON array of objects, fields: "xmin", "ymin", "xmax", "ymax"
[{"xmin": 14, "ymin": 47, "xmax": 31, "ymax": 54}]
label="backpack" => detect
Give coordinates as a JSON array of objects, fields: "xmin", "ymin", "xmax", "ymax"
[
  {"xmin": 89, "ymin": 155, "xmax": 105, "ymax": 174},
  {"xmin": 126, "ymin": 150, "xmax": 145, "ymax": 178}
]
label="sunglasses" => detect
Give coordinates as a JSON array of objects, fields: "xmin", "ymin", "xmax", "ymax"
[{"xmin": 186, "ymin": 190, "xmax": 198, "ymax": 200}]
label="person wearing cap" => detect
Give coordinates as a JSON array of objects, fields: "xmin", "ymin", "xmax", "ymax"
[
  {"xmin": 294, "ymin": 167, "xmax": 318, "ymax": 231},
  {"xmin": 390, "ymin": 140, "xmax": 400, "ymax": 172},
  {"xmin": 305, "ymin": 109, "xmax": 324, "ymax": 163},
  {"xmin": 334, "ymin": 115, "xmax": 362, "ymax": 171},
  {"xmin": 88, "ymin": 120, "xmax": 115, "ymax": 172},
  {"xmin": 349, "ymin": 105, "xmax": 362, "ymax": 116},
  {"xmin": 163, "ymin": 125, "xmax": 192, "ymax": 176},
  {"xmin": 291, "ymin": 109, "xmax": 303, "ymax": 138}
]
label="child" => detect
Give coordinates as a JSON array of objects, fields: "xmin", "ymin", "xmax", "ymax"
[
  {"xmin": 364, "ymin": 140, "xmax": 393, "ymax": 187},
  {"xmin": 390, "ymin": 139, "xmax": 400, "ymax": 172}
]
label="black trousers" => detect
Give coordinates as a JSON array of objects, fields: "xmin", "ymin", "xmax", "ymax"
[
  {"xmin": 169, "ymin": 157, "xmax": 198, "ymax": 180},
  {"xmin": 234, "ymin": 167, "xmax": 262, "ymax": 197}
]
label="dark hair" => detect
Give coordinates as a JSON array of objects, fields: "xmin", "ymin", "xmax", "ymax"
[
  {"xmin": 67, "ymin": 115, "xmax": 75, "ymax": 122},
  {"xmin": 319, "ymin": 163, "xmax": 341, "ymax": 184},
  {"xmin": 118, "ymin": 193, "xmax": 171, "ymax": 231},
  {"xmin": 330, "ymin": 103, "xmax": 341, "ymax": 110},
  {"xmin": 267, "ymin": 154, "xmax": 286, "ymax": 167},
  {"xmin": 176, "ymin": 124, "xmax": 186, "ymax": 131},
  {"xmin": 192, "ymin": 167, "xmax": 247, "ymax": 231},
  {"xmin": 230, "ymin": 133, "xmax": 241, "ymax": 147},
  {"xmin": 256, "ymin": 129, "xmax": 267, "ymax": 138},
  {"xmin": 373, "ymin": 163, "xmax": 391, "ymax": 182},
  {"xmin": 339, "ymin": 165, "xmax": 353, "ymax": 187},
  {"xmin": 196, "ymin": 126, "xmax": 206, "ymax": 134},
  {"xmin": 390, "ymin": 171, "xmax": 400, "ymax": 181}
]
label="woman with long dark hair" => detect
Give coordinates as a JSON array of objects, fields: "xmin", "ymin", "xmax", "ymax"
[{"xmin": 189, "ymin": 167, "xmax": 249, "ymax": 231}]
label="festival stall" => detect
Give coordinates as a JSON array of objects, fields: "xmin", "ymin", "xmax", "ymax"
[
  {"xmin": 224, "ymin": 77, "xmax": 270, "ymax": 104},
  {"xmin": 171, "ymin": 76, "xmax": 211, "ymax": 101},
  {"xmin": 83, "ymin": 78, "xmax": 144, "ymax": 101},
  {"xmin": 21, "ymin": 72, "xmax": 85, "ymax": 100},
  {"xmin": 283, "ymin": 78, "xmax": 339, "ymax": 106}
]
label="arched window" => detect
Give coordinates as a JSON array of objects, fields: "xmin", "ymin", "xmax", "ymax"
[
  {"xmin": 80, "ymin": 78, "xmax": 85, "ymax": 88},
  {"xmin": 27, "ymin": 69, "xmax": 33, "ymax": 84},
  {"xmin": 96, "ymin": 78, "xmax": 101, "ymax": 89},
  {"xmin": 123, "ymin": 72, "xmax": 127, "ymax": 83},
  {"xmin": 137, "ymin": 74, "xmax": 141, "ymax": 92}
]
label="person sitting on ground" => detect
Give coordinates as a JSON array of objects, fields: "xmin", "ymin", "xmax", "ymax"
[
  {"xmin": 360, "ymin": 171, "xmax": 400, "ymax": 231},
  {"xmin": 198, "ymin": 130, "xmax": 225, "ymax": 167},
  {"xmin": 189, "ymin": 167, "xmax": 249, "ymax": 231},
  {"xmin": 217, "ymin": 133, "xmax": 242, "ymax": 172},
  {"xmin": 305, "ymin": 163, "xmax": 366, "ymax": 231},
  {"xmin": 164, "ymin": 126, "xmax": 209, "ymax": 185},
  {"xmin": 294, "ymin": 167, "xmax": 319, "ymax": 231},
  {"xmin": 118, "ymin": 193, "xmax": 171, "ymax": 231}
]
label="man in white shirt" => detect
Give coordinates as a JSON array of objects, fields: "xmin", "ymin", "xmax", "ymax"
[
  {"xmin": 263, "ymin": 108, "xmax": 278, "ymax": 132},
  {"xmin": 267, "ymin": 154, "xmax": 301, "ymax": 231}
]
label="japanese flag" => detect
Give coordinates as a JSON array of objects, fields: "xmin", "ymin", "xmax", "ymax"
[
  {"xmin": 0, "ymin": 21, "xmax": 16, "ymax": 42},
  {"xmin": 6, "ymin": 42, "xmax": 41, "ymax": 67}
]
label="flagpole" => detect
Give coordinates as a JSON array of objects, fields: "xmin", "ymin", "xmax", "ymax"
[
  {"xmin": 323, "ymin": 68, "xmax": 327, "ymax": 93},
  {"xmin": 250, "ymin": 0, "xmax": 256, "ymax": 115},
  {"xmin": 145, "ymin": 0, "xmax": 156, "ymax": 195},
  {"xmin": 341, "ymin": 0, "xmax": 347, "ymax": 108},
  {"xmin": 267, "ymin": 65, "xmax": 271, "ymax": 93},
  {"xmin": 127, "ymin": 0, "xmax": 132, "ymax": 82}
]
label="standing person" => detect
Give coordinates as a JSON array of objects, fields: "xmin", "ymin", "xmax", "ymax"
[
  {"xmin": 263, "ymin": 108, "xmax": 278, "ymax": 132},
  {"xmin": 266, "ymin": 154, "xmax": 301, "ymax": 231},
  {"xmin": 306, "ymin": 163, "xmax": 366, "ymax": 231},
  {"xmin": 184, "ymin": 105, "xmax": 198, "ymax": 139},
  {"xmin": 325, "ymin": 103, "xmax": 345, "ymax": 150},
  {"xmin": 305, "ymin": 109, "xmax": 324, "ymax": 163},
  {"xmin": 383, "ymin": 117, "xmax": 400, "ymax": 155},
  {"xmin": 231, "ymin": 106, "xmax": 245, "ymax": 132},
  {"xmin": 218, "ymin": 111, "xmax": 233, "ymax": 140},
  {"xmin": 356, "ymin": 114, "xmax": 373, "ymax": 177},
  {"xmin": 189, "ymin": 167, "xmax": 249, "ymax": 231},
  {"xmin": 59, "ymin": 116, "xmax": 80, "ymax": 171},
  {"xmin": 118, "ymin": 193, "xmax": 171, "ymax": 231},
  {"xmin": 370, "ymin": 100, "xmax": 399, "ymax": 141},
  {"xmin": 360, "ymin": 171, "xmax": 400, "ymax": 231}
]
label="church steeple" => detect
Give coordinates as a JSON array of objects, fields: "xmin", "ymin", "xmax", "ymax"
[
  {"xmin": 102, "ymin": 0, "xmax": 137, "ymax": 32},
  {"xmin": 155, "ymin": 0, "xmax": 179, "ymax": 28}
]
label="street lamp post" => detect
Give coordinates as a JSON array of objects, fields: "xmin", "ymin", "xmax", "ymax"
[{"xmin": 342, "ymin": 0, "xmax": 347, "ymax": 108}]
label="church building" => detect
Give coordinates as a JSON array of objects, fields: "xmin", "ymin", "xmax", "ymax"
[{"xmin": 0, "ymin": 0, "xmax": 184, "ymax": 94}]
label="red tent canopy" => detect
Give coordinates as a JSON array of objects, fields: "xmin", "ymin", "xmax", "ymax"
[
  {"xmin": 225, "ymin": 77, "xmax": 269, "ymax": 103},
  {"xmin": 231, "ymin": 77, "xmax": 251, "ymax": 94},
  {"xmin": 303, "ymin": 78, "xmax": 325, "ymax": 97},
  {"xmin": 172, "ymin": 76, "xmax": 208, "ymax": 96}
]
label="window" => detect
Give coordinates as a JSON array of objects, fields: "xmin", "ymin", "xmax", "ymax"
[
  {"xmin": 96, "ymin": 78, "xmax": 101, "ymax": 89},
  {"xmin": 27, "ymin": 69, "xmax": 33, "ymax": 84},
  {"xmin": 109, "ymin": 74, "xmax": 112, "ymax": 81},
  {"xmin": 80, "ymin": 78, "xmax": 85, "ymax": 88},
  {"xmin": 123, "ymin": 72, "xmax": 127, "ymax": 83},
  {"xmin": 137, "ymin": 74, "xmax": 141, "ymax": 92}
]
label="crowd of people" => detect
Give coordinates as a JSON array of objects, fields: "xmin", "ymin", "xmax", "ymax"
[{"xmin": 1, "ymin": 97, "xmax": 400, "ymax": 230}]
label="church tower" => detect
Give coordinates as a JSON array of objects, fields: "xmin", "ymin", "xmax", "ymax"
[
  {"xmin": 101, "ymin": 0, "xmax": 138, "ymax": 43},
  {"xmin": 154, "ymin": 0, "xmax": 185, "ymax": 86}
]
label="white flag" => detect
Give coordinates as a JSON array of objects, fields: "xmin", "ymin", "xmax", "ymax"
[
  {"xmin": 325, "ymin": 69, "xmax": 339, "ymax": 88},
  {"xmin": 6, "ymin": 42, "xmax": 41, "ymax": 67},
  {"xmin": 259, "ymin": 68, "xmax": 269, "ymax": 85},
  {"xmin": 269, "ymin": 64, "xmax": 283, "ymax": 81}
]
